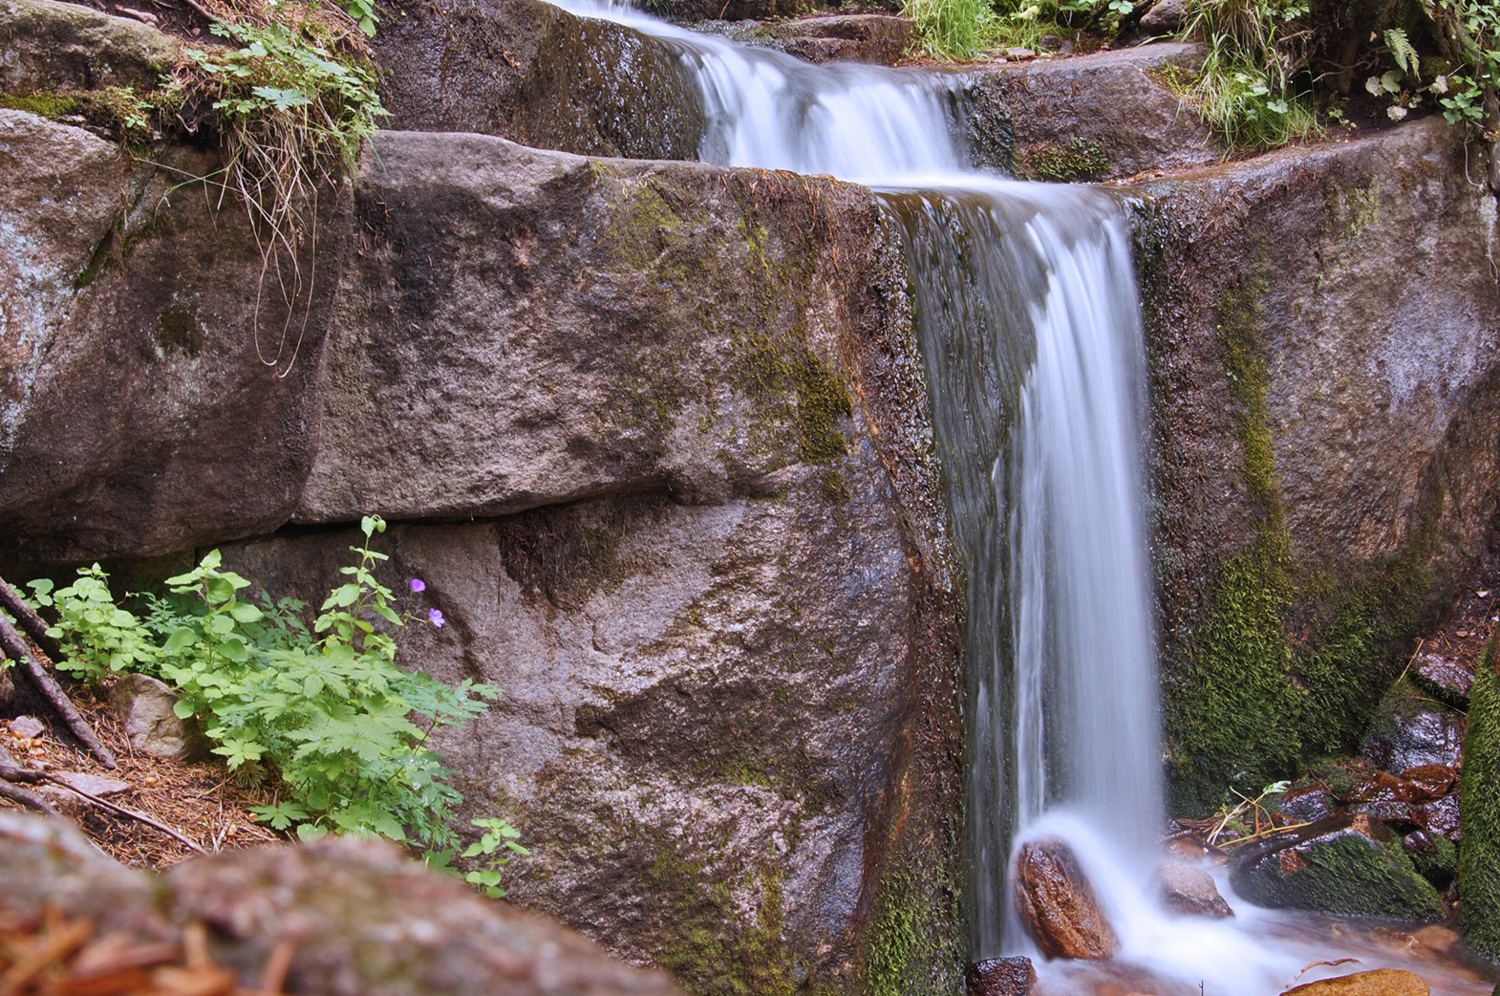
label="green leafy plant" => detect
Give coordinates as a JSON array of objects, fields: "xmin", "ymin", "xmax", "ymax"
[
  {"xmin": 462, "ymin": 817, "xmax": 532, "ymax": 897},
  {"xmin": 1171, "ymin": 0, "xmax": 1321, "ymax": 151},
  {"xmin": 25, "ymin": 518, "xmax": 507, "ymax": 863}
]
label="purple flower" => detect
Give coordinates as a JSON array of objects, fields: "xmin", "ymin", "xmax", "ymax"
[
  {"xmin": 409, "ymin": 578, "xmax": 427, "ymax": 593},
  {"xmin": 428, "ymin": 608, "xmax": 445, "ymax": 628}
]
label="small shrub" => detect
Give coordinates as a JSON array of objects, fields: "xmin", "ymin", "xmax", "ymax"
[{"xmin": 27, "ymin": 517, "xmax": 503, "ymax": 859}]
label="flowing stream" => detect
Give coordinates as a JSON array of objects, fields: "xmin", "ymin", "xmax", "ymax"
[{"xmin": 536, "ymin": 5, "xmax": 1495, "ymax": 992}]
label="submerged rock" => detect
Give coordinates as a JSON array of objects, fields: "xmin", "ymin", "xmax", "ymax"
[
  {"xmin": 1228, "ymin": 813, "xmax": 1443, "ymax": 920},
  {"xmin": 1283, "ymin": 969, "xmax": 1430, "ymax": 996},
  {"xmin": 1011, "ymin": 838, "xmax": 1118, "ymax": 960},
  {"xmin": 964, "ymin": 956, "xmax": 1035, "ymax": 996},
  {"xmin": 1155, "ymin": 861, "xmax": 1233, "ymax": 918}
]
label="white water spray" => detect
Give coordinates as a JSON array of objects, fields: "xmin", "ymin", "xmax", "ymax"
[{"xmin": 537, "ymin": 5, "xmax": 1494, "ymax": 992}]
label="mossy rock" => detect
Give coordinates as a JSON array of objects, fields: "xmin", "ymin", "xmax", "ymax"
[
  {"xmin": 1229, "ymin": 813, "xmax": 1443, "ymax": 920},
  {"xmin": 1459, "ymin": 635, "xmax": 1500, "ymax": 956}
]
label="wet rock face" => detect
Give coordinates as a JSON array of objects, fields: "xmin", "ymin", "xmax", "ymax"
[
  {"xmin": 0, "ymin": 813, "xmax": 683, "ymax": 996},
  {"xmin": 0, "ymin": 111, "xmax": 961, "ymax": 994},
  {"xmin": 1228, "ymin": 813, "xmax": 1443, "ymax": 920},
  {"xmin": 372, "ymin": 0, "xmax": 705, "ymax": 159},
  {"xmin": 960, "ymin": 43, "xmax": 1220, "ymax": 181},
  {"xmin": 1361, "ymin": 686, "xmax": 1466, "ymax": 772},
  {"xmin": 1011, "ymin": 838, "xmax": 1118, "ymax": 960},
  {"xmin": 234, "ymin": 134, "xmax": 959, "ymax": 995},
  {"xmin": 1155, "ymin": 861, "xmax": 1233, "ymax": 918},
  {"xmin": 1135, "ymin": 118, "xmax": 1500, "ymax": 814}
]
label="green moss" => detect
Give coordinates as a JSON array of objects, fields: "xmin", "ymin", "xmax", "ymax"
[
  {"xmin": 1460, "ymin": 634, "xmax": 1500, "ymax": 956},
  {"xmin": 1014, "ymin": 138, "xmax": 1109, "ymax": 183},
  {"xmin": 858, "ymin": 845, "xmax": 963, "ymax": 996},
  {"xmin": 1233, "ymin": 830, "xmax": 1443, "ymax": 919},
  {"xmin": 648, "ymin": 848, "xmax": 818, "ymax": 996},
  {"xmin": 1163, "ymin": 278, "xmax": 1434, "ymax": 815},
  {"xmin": 733, "ymin": 327, "xmax": 852, "ymax": 464},
  {"xmin": 1409, "ymin": 831, "xmax": 1457, "ymax": 886},
  {"xmin": 0, "ymin": 92, "xmax": 81, "ymax": 118}
]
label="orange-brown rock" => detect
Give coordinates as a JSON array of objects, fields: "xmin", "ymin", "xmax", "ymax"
[
  {"xmin": 1011, "ymin": 838, "xmax": 1118, "ymax": 960},
  {"xmin": 1283, "ymin": 969, "xmax": 1430, "ymax": 996}
]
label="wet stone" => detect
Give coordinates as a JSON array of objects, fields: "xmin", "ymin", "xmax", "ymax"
[
  {"xmin": 1275, "ymin": 782, "xmax": 1338, "ymax": 823},
  {"xmin": 1409, "ymin": 792, "xmax": 1462, "ymax": 841},
  {"xmin": 1011, "ymin": 837, "xmax": 1118, "ymax": 960},
  {"xmin": 965, "ymin": 956, "xmax": 1036, "ymax": 996},
  {"xmin": 1283, "ymin": 968, "xmax": 1430, "ymax": 996},
  {"xmin": 1361, "ymin": 687, "xmax": 1465, "ymax": 773},
  {"xmin": 1155, "ymin": 861, "xmax": 1233, "ymax": 918},
  {"xmin": 1228, "ymin": 813, "xmax": 1443, "ymax": 920},
  {"xmin": 1411, "ymin": 650, "xmax": 1475, "ymax": 703}
]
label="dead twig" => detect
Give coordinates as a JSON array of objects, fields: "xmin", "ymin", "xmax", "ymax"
[
  {"xmin": 0, "ymin": 779, "xmax": 59, "ymax": 818},
  {"xmin": 44, "ymin": 774, "xmax": 206, "ymax": 855},
  {"xmin": 0, "ymin": 576, "xmax": 62, "ymax": 662}
]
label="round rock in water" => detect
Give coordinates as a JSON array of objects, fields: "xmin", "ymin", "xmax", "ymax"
[
  {"xmin": 1011, "ymin": 837, "xmax": 1118, "ymax": 960},
  {"xmin": 1283, "ymin": 968, "xmax": 1430, "ymax": 996},
  {"xmin": 1155, "ymin": 861, "xmax": 1233, "ymax": 918},
  {"xmin": 965, "ymin": 956, "xmax": 1036, "ymax": 996}
]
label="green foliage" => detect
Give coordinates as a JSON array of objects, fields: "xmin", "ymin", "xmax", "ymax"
[
  {"xmin": 902, "ymin": 0, "xmax": 999, "ymax": 60},
  {"xmin": 1171, "ymin": 0, "xmax": 1321, "ymax": 151},
  {"xmin": 177, "ymin": 2, "xmax": 386, "ymax": 373},
  {"xmin": 1171, "ymin": 0, "xmax": 1499, "ymax": 150},
  {"xmin": 25, "ymin": 518, "xmax": 504, "ymax": 859},
  {"xmin": 900, "ymin": 0, "xmax": 1140, "ymax": 61},
  {"xmin": 462, "ymin": 818, "xmax": 531, "ymax": 897}
]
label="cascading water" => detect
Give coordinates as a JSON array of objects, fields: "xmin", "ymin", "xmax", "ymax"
[{"xmin": 538, "ymin": 4, "xmax": 1494, "ymax": 992}]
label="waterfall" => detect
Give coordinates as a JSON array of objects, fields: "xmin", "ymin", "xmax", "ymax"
[
  {"xmin": 532, "ymin": 4, "xmax": 1494, "ymax": 993},
  {"xmin": 550, "ymin": 6, "xmax": 1172, "ymax": 958}
]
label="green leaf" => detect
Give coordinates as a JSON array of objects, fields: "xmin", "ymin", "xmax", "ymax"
[
  {"xmin": 228, "ymin": 601, "xmax": 264, "ymax": 623},
  {"xmin": 173, "ymin": 699, "xmax": 197, "ymax": 720}
]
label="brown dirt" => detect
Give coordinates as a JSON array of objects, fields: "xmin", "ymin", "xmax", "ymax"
[{"xmin": 1, "ymin": 674, "xmax": 282, "ymax": 869}]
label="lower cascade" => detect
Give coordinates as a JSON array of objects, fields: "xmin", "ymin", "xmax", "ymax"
[{"xmin": 546, "ymin": 2, "xmax": 1496, "ymax": 993}]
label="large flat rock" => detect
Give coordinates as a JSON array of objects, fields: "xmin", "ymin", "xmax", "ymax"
[{"xmin": 958, "ymin": 42, "xmax": 1222, "ymax": 181}]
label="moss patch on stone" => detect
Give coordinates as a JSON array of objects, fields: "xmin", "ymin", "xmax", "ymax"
[
  {"xmin": 857, "ymin": 840, "xmax": 963, "ymax": 996},
  {"xmin": 1460, "ymin": 634, "xmax": 1500, "ymax": 956},
  {"xmin": 1162, "ymin": 278, "xmax": 1434, "ymax": 815},
  {"xmin": 1233, "ymin": 829, "xmax": 1443, "ymax": 919},
  {"xmin": 1014, "ymin": 138, "xmax": 1109, "ymax": 183}
]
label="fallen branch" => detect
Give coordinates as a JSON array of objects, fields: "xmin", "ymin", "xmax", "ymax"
[
  {"xmin": 0, "ymin": 575, "xmax": 62, "ymax": 662},
  {"xmin": 0, "ymin": 778, "xmax": 59, "ymax": 817},
  {"xmin": 45, "ymin": 773, "xmax": 206, "ymax": 855},
  {"xmin": 0, "ymin": 611, "xmax": 116, "ymax": 769},
  {"xmin": 0, "ymin": 744, "xmax": 43, "ymax": 785}
]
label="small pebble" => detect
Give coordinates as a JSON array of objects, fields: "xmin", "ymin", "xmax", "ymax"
[{"xmin": 8, "ymin": 716, "xmax": 45, "ymax": 739}]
